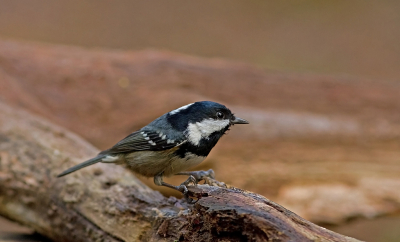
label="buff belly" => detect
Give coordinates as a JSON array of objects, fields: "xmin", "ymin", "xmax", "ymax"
[{"xmin": 123, "ymin": 149, "xmax": 205, "ymax": 177}]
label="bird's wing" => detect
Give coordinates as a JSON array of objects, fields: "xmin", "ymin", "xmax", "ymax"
[{"xmin": 100, "ymin": 130, "xmax": 185, "ymax": 155}]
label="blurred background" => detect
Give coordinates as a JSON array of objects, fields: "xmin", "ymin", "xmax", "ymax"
[{"xmin": 0, "ymin": 1, "xmax": 400, "ymax": 241}]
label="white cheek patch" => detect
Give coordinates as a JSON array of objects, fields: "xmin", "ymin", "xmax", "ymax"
[
  {"xmin": 169, "ymin": 103, "xmax": 194, "ymax": 115},
  {"xmin": 186, "ymin": 119, "xmax": 230, "ymax": 145}
]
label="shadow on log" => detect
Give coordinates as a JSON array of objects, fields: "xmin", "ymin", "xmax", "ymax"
[{"xmin": 0, "ymin": 103, "xmax": 361, "ymax": 241}]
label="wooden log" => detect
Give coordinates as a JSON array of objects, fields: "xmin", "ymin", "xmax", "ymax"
[{"xmin": 0, "ymin": 102, "xmax": 361, "ymax": 241}]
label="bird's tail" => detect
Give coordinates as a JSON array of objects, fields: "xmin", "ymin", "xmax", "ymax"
[{"xmin": 57, "ymin": 155, "xmax": 105, "ymax": 177}]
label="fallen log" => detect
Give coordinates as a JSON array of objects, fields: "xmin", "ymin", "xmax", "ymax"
[{"xmin": 0, "ymin": 102, "xmax": 361, "ymax": 241}]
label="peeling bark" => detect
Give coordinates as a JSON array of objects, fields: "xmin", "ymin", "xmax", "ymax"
[{"xmin": 0, "ymin": 103, "xmax": 362, "ymax": 242}]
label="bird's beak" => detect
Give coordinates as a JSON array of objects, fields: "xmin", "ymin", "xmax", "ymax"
[{"xmin": 231, "ymin": 116, "xmax": 249, "ymax": 124}]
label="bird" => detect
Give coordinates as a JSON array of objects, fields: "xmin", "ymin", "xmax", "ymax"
[{"xmin": 57, "ymin": 101, "xmax": 248, "ymax": 201}]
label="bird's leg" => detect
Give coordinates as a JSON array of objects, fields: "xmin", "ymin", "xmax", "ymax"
[
  {"xmin": 154, "ymin": 173, "xmax": 197, "ymax": 203},
  {"xmin": 176, "ymin": 169, "xmax": 226, "ymax": 187}
]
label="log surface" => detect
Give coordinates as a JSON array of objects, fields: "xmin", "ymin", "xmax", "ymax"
[{"xmin": 0, "ymin": 102, "xmax": 361, "ymax": 241}]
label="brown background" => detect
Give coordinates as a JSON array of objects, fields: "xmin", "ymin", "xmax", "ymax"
[{"xmin": 1, "ymin": 1, "xmax": 400, "ymax": 242}]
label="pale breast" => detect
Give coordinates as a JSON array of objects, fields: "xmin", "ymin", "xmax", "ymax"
[
  {"xmin": 123, "ymin": 149, "xmax": 205, "ymax": 177},
  {"xmin": 163, "ymin": 152, "xmax": 206, "ymax": 177}
]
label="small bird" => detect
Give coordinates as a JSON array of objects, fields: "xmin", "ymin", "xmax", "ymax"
[{"xmin": 58, "ymin": 101, "xmax": 248, "ymax": 200}]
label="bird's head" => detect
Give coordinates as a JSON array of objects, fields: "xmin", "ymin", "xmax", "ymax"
[{"xmin": 168, "ymin": 101, "xmax": 248, "ymax": 146}]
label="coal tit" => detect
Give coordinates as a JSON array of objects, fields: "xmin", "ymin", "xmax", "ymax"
[{"xmin": 58, "ymin": 101, "xmax": 248, "ymax": 199}]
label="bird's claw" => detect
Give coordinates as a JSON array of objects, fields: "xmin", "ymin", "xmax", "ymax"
[
  {"xmin": 182, "ymin": 175, "xmax": 197, "ymax": 187},
  {"xmin": 195, "ymin": 169, "xmax": 215, "ymax": 180},
  {"xmin": 203, "ymin": 177, "xmax": 227, "ymax": 187},
  {"xmin": 178, "ymin": 175, "xmax": 199, "ymax": 204},
  {"xmin": 177, "ymin": 169, "xmax": 215, "ymax": 182}
]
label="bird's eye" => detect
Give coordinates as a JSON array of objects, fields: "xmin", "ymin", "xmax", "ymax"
[{"xmin": 216, "ymin": 112, "xmax": 224, "ymax": 119}]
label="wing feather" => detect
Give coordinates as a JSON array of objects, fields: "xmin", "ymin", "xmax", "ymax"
[{"xmin": 101, "ymin": 130, "xmax": 184, "ymax": 155}]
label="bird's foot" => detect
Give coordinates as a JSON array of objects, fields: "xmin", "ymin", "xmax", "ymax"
[
  {"xmin": 177, "ymin": 169, "xmax": 215, "ymax": 182},
  {"xmin": 177, "ymin": 169, "xmax": 226, "ymax": 188},
  {"xmin": 155, "ymin": 174, "xmax": 200, "ymax": 204},
  {"xmin": 177, "ymin": 175, "xmax": 198, "ymax": 204},
  {"xmin": 203, "ymin": 176, "xmax": 226, "ymax": 187}
]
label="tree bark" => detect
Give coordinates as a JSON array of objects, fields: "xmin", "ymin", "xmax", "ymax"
[{"xmin": 0, "ymin": 102, "xmax": 361, "ymax": 241}]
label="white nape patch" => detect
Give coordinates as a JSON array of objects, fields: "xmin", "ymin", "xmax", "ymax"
[
  {"xmin": 102, "ymin": 155, "xmax": 119, "ymax": 162},
  {"xmin": 169, "ymin": 103, "xmax": 194, "ymax": 115},
  {"xmin": 186, "ymin": 119, "xmax": 230, "ymax": 145},
  {"xmin": 148, "ymin": 140, "xmax": 156, "ymax": 146}
]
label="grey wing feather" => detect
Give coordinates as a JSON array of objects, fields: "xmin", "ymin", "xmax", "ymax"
[{"xmin": 100, "ymin": 130, "xmax": 183, "ymax": 155}]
